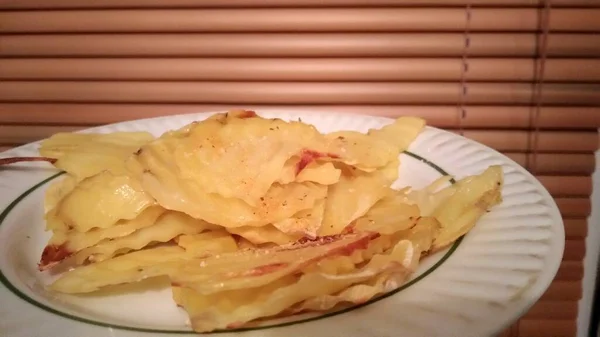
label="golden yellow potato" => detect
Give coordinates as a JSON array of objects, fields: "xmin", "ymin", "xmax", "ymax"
[
  {"xmin": 40, "ymin": 131, "xmax": 154, "ymax": 180},
  {"xmin": 71, "ymin": 211, "xmax": 213, "ymax": 264},
  {"xmin": 174, "ymin": 239, "xmax": 419, "ymax": 332},
  {"xmin": 431, "ymin": 166, "xmax": 503, "ymax": 251},
  {"xmin": 177, "ymin": 231, "xmax": 239, "ymax": 256},
  {"xmin": 50, "ymin": 245, "xmax": 188, "ymax": 294},
  {"xmin": 44, "ymin": 174, "xmax": 78, "ymax": 213},
  {"xmin": 39, "ymin": 206, "xmax": 166, "ymax": 270},
  {"xmin": 173, "ymin": 115, "xmax": 323, "ymax": 206},
  {"xmin": 39, "ymin": 111, "xmax": 503, "ymax": 333},
  {"xmin": 52, "ymin": 171, "xmax": 156, "ymax": 232},
  {"xmin": 227, "ymin": 225, "xmax": 299, "ymax": 245},
  {"xmin": 169, "ymin": 232, "xmax": 377, "ymax": 295},
  {"xmin": 272, "ymin": 198, "xmax": 325, "ymax": 238},
  {"xmin": 318, "ymin": 161, "xmax": 398, "ymax": 236}
]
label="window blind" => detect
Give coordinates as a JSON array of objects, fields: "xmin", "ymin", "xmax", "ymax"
[{"xmin": 0, "ymin": 1, "xmax": 598, "ymax": 336}]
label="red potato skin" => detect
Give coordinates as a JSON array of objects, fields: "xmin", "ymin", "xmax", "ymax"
[
  {"xmin": 38, "ymin": 244, "xmax": 73, "ymax": 271},
  {"xmin": 237, "ymin": 110, "xmax": 258, "ymax": 119},
  {"xmin": 295, "ymin": 149, "xmax": 340, "ymax": 174}
]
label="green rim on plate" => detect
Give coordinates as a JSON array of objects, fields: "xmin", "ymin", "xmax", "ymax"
[{"xmin": 0, "ymin": 150, "xmax": 462, "ymax": 334}]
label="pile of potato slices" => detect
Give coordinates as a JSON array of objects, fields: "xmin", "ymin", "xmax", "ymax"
[{"xmin": 38, "ymin": 110, "xmax": 503, "ymax": 332}]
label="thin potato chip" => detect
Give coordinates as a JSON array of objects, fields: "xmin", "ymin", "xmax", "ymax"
[
  {"xmin": 174, "ymin": 115, "xmax": 322, "ymax": 206},
  {"xmin": 318, "ymin": 164, "xmax": 395, "ymax": 236},
  {"xmin": 291, "ymin": 272, "xmax": 402, "ymax": 313},
  {"xmin": 52, "ymin": 171, "xmax": 155, "ymax": 232},
  {"xmin": 308, "ymin": 235, "xmax": 394, "ymax": 275},
  {"xmin": 50, "ymin": 245, "xmax": 188, "ymax": 294},
  {"xmin": 431, "ymin": 166, "xmax": 503, "ymax": 251},
  {"xmin": 134, "ymin": 133, "xmax": 328, "ymax": 227},
  {"xmin": 272, "ymin": 198, "xmax": 325, "ymax": 238},
  {"xmin": 72, "ymin": 211, "xmax": 213, "ymax": 264},
  {"xmin": 50, "ymin": 231, "xmax": 240, "ymax": 294},
  {"xmin": 39, "ymin": 206, "xmax": 166, "ymax": 269},
  {"xmin": 142, "ymin": 166, "xmax": 326, "ymax": 228},
  {"xmin": 40, "ymin": 131, "xmax": 154, "ymax": 180},
  {"xmin": 44, "ymin": 174, "xmax": 78, "ymax": 213},
  {"xmin": 227, "ymin": 225, "xmax": 299, "ymax": 245},
  {"xmin": 367, "ymin": 116, "xmax": 426, "ymax": 152},
  {"xmin": 399, "ymin": 175, "xmax": 457, "ymax": 216},
  {"xmin": 279, "ymin": 159, "xmax": 341, "ymax": 185},
  {"xmin": 177, "ymin": 231, "xmax": 239, "ymax": 256},
  {"xmin": 324, "ymin": 131, "xmax": 397, "ymax": 171},
  {"xmin": 174, "ymin": 239, "xmax": 419, "ymax": 332},
  {"xmin": 353, "ymin": 194, "xmax": 420, "ymax": 235},
  {"xmin": 169, "ymin": 232, "xmax": 377, "ymax": 295}
]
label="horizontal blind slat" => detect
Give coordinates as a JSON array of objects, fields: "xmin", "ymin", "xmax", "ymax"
[
  {"xmin": 540, "ymin": 281, "xmax": 581, "ymax": 301},
  {"xmin": 526, "ymin": 301, "xmax": 578, "ymax": 319},
  {"xmin": 504, "ymin": 153, "xmax": 596, "ymax": 175},
  {"xmin": 563, "ymin": 240, "xmax": 585, "ymax": 261},
  {"xmin": 557, "ymin": 198, "xmax": 591, "ymax": 217},
  {"xmin": 1, "ymin": 34, "xmax": 598, "ymax": 58},
  {"xmin": 1, "ymin": 9, "xmax": 599, "ymax": 33},
  {"xmin": 564, "ymin": 219, "xmax": 588, "ymax": 239},
  {"xmin": 1, "ymin": 124, "xmax": 596, "ymax": 153},
  {"xmin": 1, "ymin": 0, "xmax": 599, "ymax": 9},
  {"xmin": 1, "ymin": 81, "xmax": 599, "ymax": 105},
  {"xmin": 2, "ymin": 58, "xmax": 599, "ymax": 83},
  {"xmin": 459, "ymin": 131, "xmax": 599, "ymax": 152},
  {"xmin": 537, "ymin": 176, "xmax": 592, "ymax": 197},
  {"xmin": 555, "ymin": 261, "xmax": 583, "ymax": 281},
  {"xmin": 1, "ymin": 104, "xmax": 599, "ymax": 130},
  {"xmin": 518, "ymin": 319, "xmax": 577, "ymax": 337}
]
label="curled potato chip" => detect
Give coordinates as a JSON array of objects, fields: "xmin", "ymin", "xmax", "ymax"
[
  {"xmin": 291, "ymin": 272, "xmax": 404, "ymax": 313},
  {"xmin": 278, "ymin": 158, "xmax": 341, "ymax": 185},
  {"xmin": 142, "ymin": 164, "xmax": 327, "ymax": 228},
  {"xmin": 431, "ymin": 166, "xmax": 503, "ymax": 251},
  {"xmin": 272, "ymin": 198, "xmax": 325, "ymax": 238},
  {"xmin": 173, "ymin": 115, "xmax": 322, "ymax": 206},
  {"xmin": 399, "ymin": 175, "xmax": 456, "ymax": 216},
  {"xmin": 72, "ymin": 211, "xmax": 213, "ymax": 264},
  {"xmin": 39, "ymin": 206, "xmax": 166, "ymax": 270},
  {"xmin": 169, "ymin": 232, "xmax": 378, "ymax": 295},
  {"xmin": 44, "ymin": 174, "xmax": 78, "ymax": 214},
  {"xmin": 227, "ymin": 225, "xmax": 299, "ymax": 245},
  {"xmin": 135, "ymin": 134, "xmax": 327, "ymax": 228},
  {"xmin": 50, "ymin": 231, "xmax": 244, "ymax": 295},
  {"xmin": 52, "ymin": 171, "xmax": 155, "ymax": 232},
  {"xmin": 49, "ymin": 245, "xmax": 188, "ymax": 294},
  {"xmin": 40, "ymin": 131, "xmax": 154, "ymax": 180},
  {"xmin": 354, "ymin": 194, "xmax": 420, "ymax": 235},
  {"xmin": 177, "ymin": 231, "xmax": 239, "ymax": 256},
  {"xmin": 324, "ymin": 131, "xmax": 397, "ymax": 171},
  {"xmin": 174, "ymin": 239, "xmax": 419, "ymax": 332},
  {"xmin": 367, "ymin": 116, "xmax": 426, "ymax": 152},
  {"xmin": 319, "ymin": 166, "xmax": 393, "ymax": 236}
]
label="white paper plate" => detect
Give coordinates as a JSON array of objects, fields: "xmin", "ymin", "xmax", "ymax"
[{"xmin": 0, "ymin": 111, "xmax": 564, "ymax": 337}]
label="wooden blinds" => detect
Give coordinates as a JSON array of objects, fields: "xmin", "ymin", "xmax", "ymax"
[{"xmin": 0, "ymin": 1, "xmax": 598, "ymax": 336}]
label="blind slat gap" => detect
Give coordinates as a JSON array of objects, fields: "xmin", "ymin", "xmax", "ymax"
[
  {"xmin": 530, "ymin": 0, "xmax": 552, "ymax": 175},
  {"xmin": 457, "ymin": 2, "xmax": 471, "ymax": 136}
]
